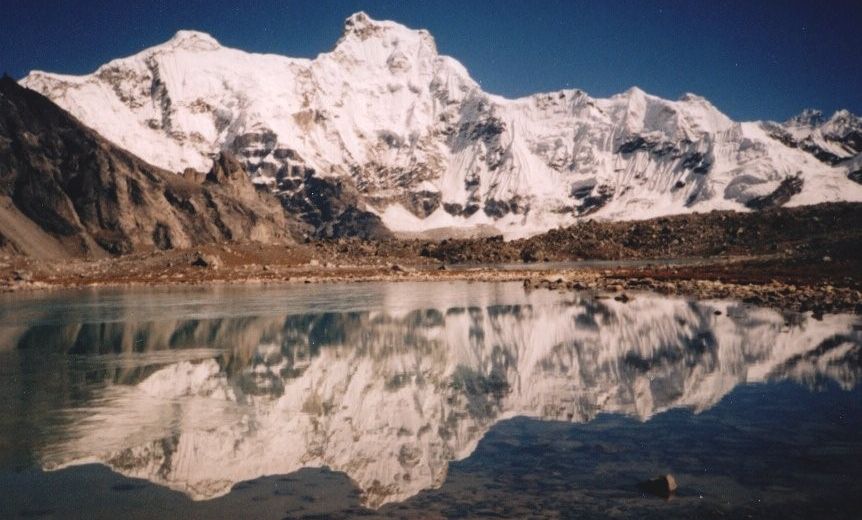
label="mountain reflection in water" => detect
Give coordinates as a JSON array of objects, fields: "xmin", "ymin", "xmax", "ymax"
[{"xmin": 1, "ymin": 281, "xmax": 859, "ymax": 509}]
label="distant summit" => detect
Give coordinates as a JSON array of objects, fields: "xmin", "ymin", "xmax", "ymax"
[{"xmin": 19, "ymin": 13, "xmax": 862, "ymax": 239}]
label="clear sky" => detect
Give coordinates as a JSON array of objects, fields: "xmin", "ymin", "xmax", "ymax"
[{"xmin": 2, "ymin": 0, "xmax": 860, "ymax": 122}]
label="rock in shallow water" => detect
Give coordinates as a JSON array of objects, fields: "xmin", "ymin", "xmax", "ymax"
[{"xmin": 638, "ymin": 474, "xmax": 678, "ymax": 499}]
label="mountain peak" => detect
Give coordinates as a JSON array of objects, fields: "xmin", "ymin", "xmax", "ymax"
[
  {"xmin": 165, "ymin": 30, "xmax": 221, "ymax": 51},
  {"xmin": 341, "ymin": 11, "xmax": 386, "ymax": 40},
  {"xmin": 786, "ymin": 108, "xmax": 825, "ymax": 128},
  {"xmin": 344, "ymin": 11, "xmax": 373, "ymax": 29},
  {"xmin": 17, "ymin": 14, "xmax": 862, "ymax": 236},
  {"xmin": 821, "ymin": 109, "xmax": 862, "ymax": 137},
  {"xmin": 338, "ymin": 11, "xmax": 436, "ymax": 49},
  {"xmin": 828, "ymin": 108, "xmax": 857, "ymax": 123},
  {"xmin": 332, "ymin": 11, "xmax": 438, "ymax": 66},
  {"xmin": 678, "ymin": 92, "xmax": 706, "ymax": 103}
]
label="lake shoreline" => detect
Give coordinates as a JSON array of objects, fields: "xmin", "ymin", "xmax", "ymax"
[
  {"xmin": 1, "ymin": 202, "xmax": 859, "ymax": 317},
  {"xmin": 3, "ymin": 251, "xmax": 859, "ymax": 317}
]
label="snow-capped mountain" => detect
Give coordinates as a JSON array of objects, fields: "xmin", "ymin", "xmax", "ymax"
[
  {"xmin": 20, "ymin": 12, "xmax": 862, "ymax": 238},
  {"xmin": 30, "ymin": 284, "xmax": 862, "ymax": 507}
]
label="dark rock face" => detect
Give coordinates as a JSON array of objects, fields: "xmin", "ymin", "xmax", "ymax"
[
  {"xmin": 403, "ymin": 190, "xmax": 441, "ymax": 218},
  {"xmin": 617, "ymin": 136, "xmax": 654, "ymax": 154},
  {"xmin": 576, "ymin": 185, "xmax": 615, "ymax": 216},
  {"xmin": 680, "ymin": 151, "xmax": 712, "ymax": 174},
  {"xmin": 0, "ymin": 77, "xmax": 290, "ymax": 258},
  {"xmin": 745, "ymin": 175, "xmax": 804, "ymax": 210},
  {"xmin": 799, "ymin": 139, "xmax": 843, "ymax": 165},
  {"xmin": 764, "ymin": 124, "xmax": 799, "ymax": 149},
  {"xmin": 830, "ymin": 129, "xmax": 862, "ymax": 153},
  {"xmin": 765, "ymin": 115, "xmax": 862, "ymax": 165},
  {"xmin": 617, "ymin": 135, "xmax": 679, "ymax": 158},
  {"xmin": 443, "ymin": 202, "xmax": 463, "ymax": 216},
  {"xmin": 226, "ymin": 127, "xmax": 314, "ymax": 182},
  {"xmin": 617, "ymin": 135, "xmax": 713, "ymax": 180},
  {"xmin": 231, "ymin": 130, "xmax": 278, "ymax": 156},
  {"xmin": 481, "ymin": 197, "xmax": 528, "ymax": 218},
  {"xmin": 328, "ymin": 206, "xmax": 391, "ymax": 240},
  {"xmin": 279, "ymin": 172, "xmax": 391, "ymax": 240},
  {"xmin": 442, "ymin": 202, "xmax": 481, "ymax": 218}
]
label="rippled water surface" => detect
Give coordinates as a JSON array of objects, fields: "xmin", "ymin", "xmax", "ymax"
[{"xmin": 1, "ymin": 281, "xmax": 860, "ymax": 519}]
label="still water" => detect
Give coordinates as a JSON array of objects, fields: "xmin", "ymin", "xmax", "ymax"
[{"xmin": 0, "ymin": 281, "xmax": 860, "ymax": 519}]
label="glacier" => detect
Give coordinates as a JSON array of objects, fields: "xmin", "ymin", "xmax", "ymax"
[{"xmin": 20, "ymin": 12, "xmax": 862, "ymax": 238}]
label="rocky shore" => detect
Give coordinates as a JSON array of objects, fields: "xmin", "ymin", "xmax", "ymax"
[
  {"xmin": 522, "ymin": 272, "xmax": 862, "ymax": 318},
  {"xmin": 2, "ymin": 248, "xmax": 859, "ymax": 318},
  {"xmin": 1, "ymin": 203, "xmax": 859, "ymax": 317}
]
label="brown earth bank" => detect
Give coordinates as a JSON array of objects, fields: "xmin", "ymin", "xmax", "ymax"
[{"xmin": 1, "ymin": 203, "xmax": 860, "ymax": 317}]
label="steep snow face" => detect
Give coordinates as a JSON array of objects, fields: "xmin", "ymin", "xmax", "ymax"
[
  {"xmin": 21, "ymin": 12, "xmax": 862, "ymax": 237},
  {"xmin": 35, "ymin": 286, "xmax": 862, "ymax": 508},
  {"xmin": 773, "ymin": 109, "xmax": 862, "ymax": 163}
]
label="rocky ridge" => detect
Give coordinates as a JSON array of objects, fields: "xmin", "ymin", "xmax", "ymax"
[
  {"xmin": 20, "ymin": 13, "xmax": 862, "ymax": 238},
  {"xmin": 0, "ymin": 75, "xmax": 293, "ymax": 258}
]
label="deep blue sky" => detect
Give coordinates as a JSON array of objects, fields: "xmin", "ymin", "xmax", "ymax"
[{"xmin": 2, "ymin": 0, "xmax": 861, "ymax": 121}]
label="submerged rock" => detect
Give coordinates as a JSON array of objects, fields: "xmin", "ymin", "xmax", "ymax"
[{"xmin": 638, "ymin": 474, "xmax": 678, "ymax": 499}]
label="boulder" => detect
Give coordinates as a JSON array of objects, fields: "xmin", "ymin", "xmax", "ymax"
[
  {"xmin": 391, "ymin": 263, "xmax": 412, "ymax": 273},
  {"xmin": 12, "ymin": 270, "xmax": 32, "ymax": 282},
  {"xmin": 191, "ymin": 253, "xmax": 222, "ymax": 269},
  {"xmin": 520, "ymin": 245, "xmax": 542, "ymax": 263},
  {"xmin": 638, "ymin": 474, "xmax": 678, "ymax": 499}
]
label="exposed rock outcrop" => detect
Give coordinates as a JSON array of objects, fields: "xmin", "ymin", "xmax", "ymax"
[
  {"xmin": 744, "ymin": 175, "xmax": 804, "ymax": 210},
  {"xmin": 279, "ymin": 172, "xmax": 392, "ymax": 240},
  {"xmin": 0, "ymin": 76, "xmax": 292, "ymax": 258},
  {"xmin": 21, "ymin": 15, "xmax": 862, "ymax": 239}
]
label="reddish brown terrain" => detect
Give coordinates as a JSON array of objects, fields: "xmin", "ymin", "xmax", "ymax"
[
  {"xmin": 1, "ymin": 76, "xmax": 860, "ymax": 316},
  {"xmin": 2, "ymin": 203, "xmax": 860, "ymax": 317}
]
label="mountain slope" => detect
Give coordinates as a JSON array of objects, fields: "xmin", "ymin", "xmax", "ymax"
[
  {"xmin": 0, "ymin": 75, "xmax": 291, "ymax": 258},
  {"xmin": 21, "ymin": 13, "xmax": 862, "ymax": 238}
]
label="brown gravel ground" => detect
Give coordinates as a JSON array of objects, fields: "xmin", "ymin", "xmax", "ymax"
[
  {"xmin": 0, "ymin": 242, "xmax": 858, "ymax": 318},
  {"xmin": 1, "ymin": 203, "xmax": 859, "ymax": 316}
]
